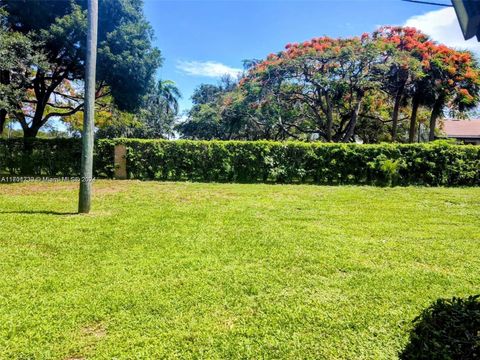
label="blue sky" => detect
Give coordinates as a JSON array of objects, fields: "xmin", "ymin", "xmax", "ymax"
[{"xmin": 143, "ymin": 0, "xmax": 477, "ymax": 114}]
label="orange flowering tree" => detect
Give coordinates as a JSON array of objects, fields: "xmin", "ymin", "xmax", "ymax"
[
  {"xmin": 180, "ymin": 27, "xmax": 479, "ymax": 143},
  {"xmin": 422, "ymin": 45, "xmax": 479, "ymax": 141},
  {"xmin": 240, "ymin": 35, "xmax": 391, "ymax": 142},
  {"xmin": 374, "ymin": 26, "xmax": 480, "ymax": 142},
  {"xmin": 372, "ymin": 27, "xmax": 424, "ymax": 141},
  {"xmin": 237, "ymin": 27, "xmax": 480, "ymax": 143}
]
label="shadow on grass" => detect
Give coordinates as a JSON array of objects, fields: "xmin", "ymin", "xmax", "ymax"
[{"xmin": 0, "ymin": 210, "xmax": 77, "ymax": 216}]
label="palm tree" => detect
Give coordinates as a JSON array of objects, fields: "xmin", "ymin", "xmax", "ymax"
[
  {"xmin": 140, "ymin": 80, "xmax": 181, "ymax": 138},
  {"xmin": 157, "ymin": 80, "xmax": 182, "ymax": 116}
]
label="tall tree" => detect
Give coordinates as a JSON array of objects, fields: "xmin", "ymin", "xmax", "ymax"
[
  {"xmin": 372, "ymin": 27, "xmax": 424, "ymax": 141},
  {"xmin": 375, "ymin": 27, "xmax": 480, "ymax": 142},
  {"xmin": 156, "ymin": 80, "xmax": 181, "ymax": 116},
  {"xmin": 0, "ymin": 0, "xmax": 161, "ymax": 138},
  {"xmin": 426, "ymin": 48, "xmax": 479, "ymax": 141},
  {"xmin": 241, "ymin": 35, "xmax": 390, "ymax": 142},
  {"xmin": 139, "ymin": 80, "xmax": 182, "ymax": 138},
  {"xmin": 0, "ymin": 10, "xmax": 41, "ymax": 135}
]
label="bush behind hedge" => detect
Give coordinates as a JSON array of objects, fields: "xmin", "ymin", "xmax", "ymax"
[{"xmin": 0, "ymin": 138, "xmax": 479, "ymax": 186}]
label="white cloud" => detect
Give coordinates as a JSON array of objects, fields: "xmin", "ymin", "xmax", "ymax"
[
  {"xmin": 404, "ymin": 7, "xmax": 480, "ymax": 55},
  {"xmin": 176, "ymin": 60, "xmax": 242, "ymax": 78}
]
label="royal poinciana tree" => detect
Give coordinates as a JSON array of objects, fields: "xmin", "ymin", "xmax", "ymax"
[
  {"xmin": 240, "ymin": 35, "xmax": 394, "ymax": 142},
  {"xmin": 180, "ymin": 27, "xmax": 480, "ymax": 143},
  {"xmin": 0, "ymin": 0, "xmax": 161, "ymax": 138},
  {"xmin": 373, "ymin": 26, "xmax": 480, "ymax": 142}
]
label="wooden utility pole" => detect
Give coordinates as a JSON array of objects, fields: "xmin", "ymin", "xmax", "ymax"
[{"xmin": 78, "ymin": 0, "xmax": 98, "ymax": 214}]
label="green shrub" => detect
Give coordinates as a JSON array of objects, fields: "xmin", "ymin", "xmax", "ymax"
[
  {"xmin": 0, "ymin": 138, "xmax": 479, "ymax": 186},
  {"xmin": 400, "ymin": 295, "xmax": 480, "ymax": 360},
  {"xmin": 119, "ymin": 139, "xmax": 480, "ymax": 186},
  {"xmin": 0, "ymin": 138, "xmax": 114, "ymax": 178}
]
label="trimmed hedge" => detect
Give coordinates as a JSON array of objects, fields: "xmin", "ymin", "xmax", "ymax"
[
  {"xmin": 118, "ymin": 139, "xmax": 480, "ymax": 186},
  {"xmin": 0, "ymin": 138, "xmax": 114, "ymax": 178},
  {"xmin": 0, "ymin": 138, "xmax": 479, "ymax": 186}
]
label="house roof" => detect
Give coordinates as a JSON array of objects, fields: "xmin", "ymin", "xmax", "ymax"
[{"xmin": 439, "ymin": 119, "xmax": 480, "ymax": 139}]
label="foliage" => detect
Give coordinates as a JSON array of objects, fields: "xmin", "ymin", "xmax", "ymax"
[
  {"xmin": 117, "ymin": 139, "xmax": 480, "ymax": 186},
  {"xmin": 373, "ymin": 27, "xmax": 480, "ymax": 142},
  {"xmin": 242, "ymin": 35, "xmax": 391, "ymax": 142},
  {"xmin": 81, "ymin": 80, "xmax": 182, "ymax": 139},
  {"xmin": 178, "ymin": 28, "xmax": 480, "ymax": 143},
  {"xmin": 0, "ymin": 138, "xmax": 114, "ymax": 177},
  {"xmin": 177, "ymin": 77, "xmax": 238, "ymax": 140},
  {"xmin": 400, "ymin": 295, "xmax": 480, "ymax": 359},
  {"xmin": 0, "ymin": 10, "xmax": 43, "ymax": 135},
  {"xmin": 1, "ymin": 139, "xmax": 478, "ymax": 186},
  {"xmin": 135, "ymin": 80, "xmax": 182, "ymax": 138},
  {"xmin": 0, "ymin": 181, "xmax": 479, "ymax": 358},
  {"xmin": 0, "ymin": 0, "xmax": 162, "ymax": 138}
]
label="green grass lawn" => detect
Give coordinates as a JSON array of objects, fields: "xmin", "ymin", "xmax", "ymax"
[{"xmin": 0, "ymin": 181, "xmax": 479, "ymax": 359}]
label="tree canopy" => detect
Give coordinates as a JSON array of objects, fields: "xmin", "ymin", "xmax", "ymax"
[
  {"xmin": 2, "ymin": 7, "xmax": 478, "ymax": 144},
  {"xmin": 0, "ymin": 0, "xmax": 162, "ymax": 137},
  {"xmin": 94, "ymin": 80, "xmax": 182, "ymax": 139},
  {"xmin": 0, "ymin": 9, "xmax": 39, "ymax": 135},
  {"xmin": 179, "ymin": 27, "xmax": 480, "ymax": 143}
]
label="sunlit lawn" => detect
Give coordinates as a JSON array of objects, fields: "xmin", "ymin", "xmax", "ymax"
[{"xmin": 0, "ymin": 181, "xmax": 479, "ymax": 359}]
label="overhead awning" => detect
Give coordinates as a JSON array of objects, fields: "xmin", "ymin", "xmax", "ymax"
[{"xmin": 452, "ymin": 0, "xmax": 480, "ymax": 41}]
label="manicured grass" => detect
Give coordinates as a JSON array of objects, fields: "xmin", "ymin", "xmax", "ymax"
[{"xmin": 0, "ymin": 181, "xmax": 479, "ymax": 359}]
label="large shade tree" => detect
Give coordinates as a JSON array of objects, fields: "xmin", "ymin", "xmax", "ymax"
[
  {"xmin": 374, "ymin": 26, "xmax": 480, "ymax": 142},
  {"xmin": 238, "ymin": 35, "xmax": 393, "ymax": 142},
  {"xmin": 0, "ymin": 10, "xmax": 41, "ymax": 135},
  {"xmin": 0, "ymin": 0, "xmax": 161, "ymax": 138},
  {"xmin": 180, "ymin": 28, "xmax": 480, "ymax": 143}
]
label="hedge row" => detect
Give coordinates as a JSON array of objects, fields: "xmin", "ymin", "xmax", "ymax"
[
  {"xmin": 0, "ymin": 138, "xmax": 114, "ymax": 178},
  {"xmin": 119, "ymin": 139, "xmax": 480, "ymax": 186},
  {"xmin": 0, "ymin": 138, "xmax": 479, "ymax": 186}
]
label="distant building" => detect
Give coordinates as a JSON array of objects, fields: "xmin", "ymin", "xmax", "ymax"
[{"xmin": 437, "ymin": 119, "xmax": 480, "ymax": 144}]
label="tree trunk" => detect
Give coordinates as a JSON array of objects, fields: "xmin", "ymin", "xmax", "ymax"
[
  {"xmin": 21, "ymin": 86, "xmax": 49, "ymax": 138},
  {"xmin": 22, "ymin": 113, "xmax": 44, "ymax": 139},
  {"xmin": 23, "ymin": 126, "xmax": 40, "ymax": 139},
  {"xmin": 23, "ymin": 125, "xmax": 40, "ymax": 154},
  {"xmin": 342, "ymin": 94, "xmax": 364, "ymax": 143},
  {"xmin": 0, "ymin": 70, "xmax": 10, "ymax": 136},
  {"xmin": 408, "ymin": 95, "xmax": 420, "ymax": 143},
  {"xmin": 0, "ymin": 110, "xmax": 6, "ymax": 135},
  {"xmin": 429, "ymin": 97, "xmax": 443, "ymax": 142},
  {"xmin": 391, "ymin": 83, "xmax": 405, "ymax": 141},
  {"xmin": 326, "ymin": 93, "xmax": 333, "ymax": 142}
]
